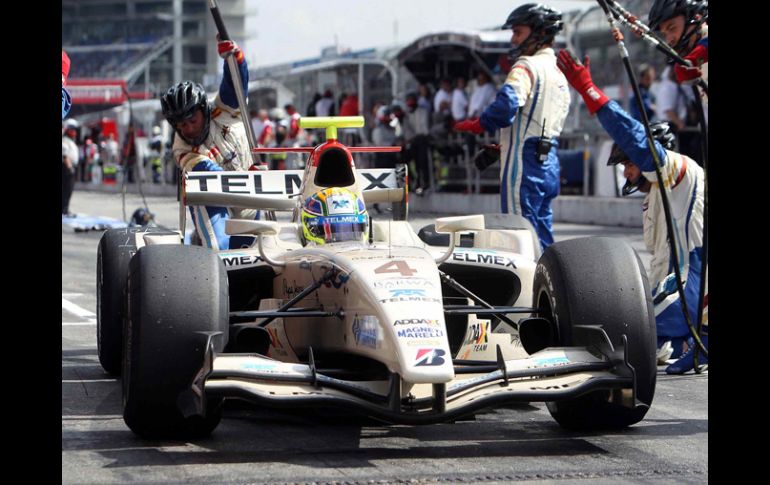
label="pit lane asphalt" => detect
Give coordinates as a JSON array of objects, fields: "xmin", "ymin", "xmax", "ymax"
[{"xmin": 62, "ymin": 191, "xmax": 707, "ymax": 484}]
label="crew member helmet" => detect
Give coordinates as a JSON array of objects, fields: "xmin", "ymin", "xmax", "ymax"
[
  {"xmin": 502, "ymin": 3, "xmax": 563, "ymax": 60},
  {"xmin": 160, "ymin": 81, "xmax": 211, "ymax": 146}
]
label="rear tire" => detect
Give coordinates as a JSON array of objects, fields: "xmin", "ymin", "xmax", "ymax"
[
  {"xmin": 533, "ymin": 237, "xmax": 656, "ymax": 430},
  {"xmin": 122, "ymin": 245, "xmax": 229, "ymax": 438},
  {"xmin": 96, "ymin": 227, "xmax": 177, "ymax": 375}
]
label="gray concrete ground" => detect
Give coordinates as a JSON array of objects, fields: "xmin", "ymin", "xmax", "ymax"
[{"xmin": 62, "ymin": 191, "xmax": 706, "ymax": 484}]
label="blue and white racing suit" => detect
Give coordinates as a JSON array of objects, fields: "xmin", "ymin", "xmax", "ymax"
[
  {"xmin": 479, "ymin": 47, "xmax": 571, "ymax": 250},
  {"xmin": 172, "ymin": 58, "xmax": 255, "ymax": 250},
  {"xmin": 597, "ymin": 100, "xmax": 706, "ymax": 338}
]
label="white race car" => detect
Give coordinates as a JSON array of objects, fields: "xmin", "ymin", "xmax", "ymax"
[{"xmin": 97, "ymin": 117, "xmax": 656, "ymax": 438}]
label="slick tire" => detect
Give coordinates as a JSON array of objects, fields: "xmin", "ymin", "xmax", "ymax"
[
  {"xmin": 533, "ymin": 237, "xmax": 656, "ymax": 430},
  {"xmin": 122, "ymin": 245, "xmax": 229, "ymax": 438},
  {"xmin": 96, "ymin": 227, "xmax": 177, "ymax": 375}
]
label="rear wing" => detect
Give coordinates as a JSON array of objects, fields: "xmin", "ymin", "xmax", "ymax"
[{"xmin": 184, "ymin": 166, "xmax": 408, "ymax": 215}]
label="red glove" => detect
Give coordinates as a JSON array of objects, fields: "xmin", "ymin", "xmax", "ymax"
[
  {"xmin": 675, "ymin": 44, "xmax": 708, "ymax": 85},
  {"xmin": 557, "ymin": 50, "xmax": 610, "ymax": 115},
  {"xmin": 454, "ymin": 118, "xmax": 485, "ymax": 135},
  {"xmin": 217, "ymin": 39, "xmax": 245, "ymax": 64},
  {"xmin": 62, "ymin": 50, "xmax": 70, "ymax": 86}
]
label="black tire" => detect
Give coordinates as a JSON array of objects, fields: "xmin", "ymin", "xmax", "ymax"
[
  {"xmin": 96, "ymin": 227, "xmax": 178, "ymax": 375},
  {"xmin": 533, "ymin": 237, "xmax": 656, "ymax": 430},
  {"xmin": 122, "ymin": 245, "xmax": 229, "ymax": 438}
]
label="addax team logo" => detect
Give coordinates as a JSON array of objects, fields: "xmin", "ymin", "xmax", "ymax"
[{"xmin": 414, "ymin": 348, "xmax": 446, "ymax": 366}]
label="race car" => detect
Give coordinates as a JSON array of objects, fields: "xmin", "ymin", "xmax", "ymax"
[{"xmin": 97, "ymin": 116, "xmax": 656, "ymax": 438}]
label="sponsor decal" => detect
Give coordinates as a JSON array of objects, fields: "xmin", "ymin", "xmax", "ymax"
[
  {"xmin": 379, "ymin": 296, "xmax": 441, "ymax": 304},
  {"xmin": 350, "ymin": 255, "xmax": 424, "ymax": 261},
  {"xmin": 533, "ymin": 356, "xmax": 570, "ymax": 366},
  {"xmin": 373, "ymin": 278, "xmax": 435, "ymax": 289},
  {"xmin": 414, "ymin": 348, "xmax": 446, "ymax": 366},
  {"xmin": 374, "ymin": 260, "xmax": 418, "ymax": 276},
  {"xmin": 393, "ymin": 318, "xmax": 440, "ymax": 326},
  {"xmin": 267, "ymin": 328, "xmax": 284, "ymax": 349},
  {"xmin": 323, "ymin": 272, "xmax": 350, "ymax": 289},
  {"xmin": 404, "ymin": 339, "xmax": 443, "ymax": 347},
  {"xmin": 282, "ymin": 279, "xmax": 305, "ymax": 298},
  {"xmin": 241, "ymin": 361, "xmax": 281, "ymax": 372},
  {"xmin": 463, "ymin": 322, "xmax": 489, "ymax": 345},
  {"xmin": 352, "ymin": 315, "xmax": 380, "ymax": 349},
  {"xmin": 397, "ymin": 327, "xmax": 444, "ymax": 339},
  {"xmin": 187, "ymin": 172, "xmax": 302, "ymax": 195},
  {"xmin": 327, "ymin": 194, "xmax": 352, "ymax": 215},
  {"xmin": 389, "ymin": 289, "xmax": 426, "ymax": 297},
  {"xmin": 529, "ymin": 384, "xmax": 569, "ymax": 391},
  {"xmin": 451, "ymin": 251, "xmax": 516, "ymax": 268},
  {"xmin": 220, "ymin": 254, "xmax": 263, "ymax": 267},
  {"xmin": 361, "ymin": 171, "xmax": 390, "ymax": 189}
]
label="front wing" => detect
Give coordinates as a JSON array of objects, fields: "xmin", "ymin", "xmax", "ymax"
[{"xmin": 197, "ymin": 342, "xmax": 641, "ymax": 424}]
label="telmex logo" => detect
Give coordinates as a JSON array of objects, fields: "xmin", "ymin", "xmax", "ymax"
[{"xmin": 393, "ymin": 318, "xmax": 440, "ymax": 326}]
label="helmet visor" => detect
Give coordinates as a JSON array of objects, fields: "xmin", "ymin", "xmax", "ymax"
[{"xmin": 305, "ymin": 214, "xmax": 368, "ymax": 244}]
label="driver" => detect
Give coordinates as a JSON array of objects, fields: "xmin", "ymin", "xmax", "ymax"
[
  {"xmin": 160, "ymin": 38, "xmax": 263, "ymax": 250},
  {"xmin": 301, "ymin": 188, "xmax": 369, "ymax": 246}
]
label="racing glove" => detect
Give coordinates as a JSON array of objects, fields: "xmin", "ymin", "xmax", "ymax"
[
  {"xmin": 217, "ymin": 39, "xmax": 245, "ymax": 64},
  {"xmin": 557, "ymin": 50, "xmax": 609, "ymax": 115},
  {"xmin": 474, "ymin": 144, "xmax": 501, "ymax": 172},
  {"xmin": 453, "ymin": 118, "xmax": 485, "ymax": 135},
  {"xmin": 248, "ymin": 162, "xmax": 269, "ymax": 171},
  {"xmin": 674, "ymin": 44, "xmax": 708, "ymax": 85}
]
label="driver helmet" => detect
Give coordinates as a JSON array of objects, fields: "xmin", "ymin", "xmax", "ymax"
[{"xmin": 301, "ymin": 187, "xmax": 369, "ymax": 246}]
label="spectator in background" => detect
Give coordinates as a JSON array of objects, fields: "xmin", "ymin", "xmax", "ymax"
[
  {"xmin": 403, "ymin": 93, "xmax": 432, "ymax": 195},
  {"xmin": 250, "ymin": 109, "xmax": 267, "ymax": 143},
  {"xmin": 468, "ymin": 71, "xmax": 497, "ymax": 118},
  {"xmin": 62, "ymin": 120, "xmax": 80, "ymax": 216},
  {"xmin": 371, "ymin": 105, "xmax": 398, "ymax": 168},
  {"xmin": 339, "ymin": 92, "xmax": 359, "ymax": 116},
  {"xmin": 451, "ymin": 77, "xmax": 468, "ymax": 122},
  {"xmin": 62, "ymin": 50, "xmax": 72, "ymax": 120},
  {"xmin": 629, "ymin": 63, "xmax": 657, "ymax": 122},
  {"xmin": 306, "ymin": 92, "xmax": 321, "ymax": 117},
  {"xmin": 417, "ymin": 83, "xmax": 433, "ymax": 113},
  {"xmin": 339, "ymin": 92, "xmax": 362, "ymax": 146},
  {"xmin": 315, "ymin": 89, "xmax": 335, "ymax": 117},
  {"xmin": 433, "ymin": 78, "xmax": 453, "ymax": 116},
  {"xmin": 656, "ymin": 65, "xmax": 702, "ymax": 164},
  {"xmin": 121, "ymin": 124, "xmax": 138, "ymax": 183},
  {"xmin": 149, "ymin": 126, "xmax": 164, "ymax": 183}
]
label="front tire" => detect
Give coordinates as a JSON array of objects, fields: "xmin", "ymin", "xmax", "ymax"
[
  {"xmin": 96, "ymin": 227, "xmax": 177, "ymax": 375},
  {"xmin": 534, "ymin": 237, "xmax": 656, "ymax": 430},
  {"xmin": 122, "ymin": 245, "xmax": 229, "ymax": 438}
]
